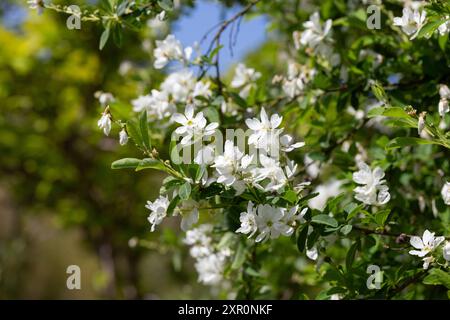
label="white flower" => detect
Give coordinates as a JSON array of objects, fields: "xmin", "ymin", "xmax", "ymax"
[
  {"xmin": 300, "ymin": 12, "xmax": 332, "ymax": 49},
  {"xmin": 253, "ymin": 155, "xmax": 289, "ymax": 193},
  {"xmin": 409, "ymin": 230, "xmax": 445, "ymax": 261},
  {"xmin": 439, "ymin": 99, "xmax": 449, "ymax": 118},
  {"xmin": 184, "ymin": 224, "xmax": 212, "ymax": 247},
  {"xmin": 280, "ymin": 134, "xmax": 305, "ymax": 152},
  {"xmin": 161, "ymin": 70, "xmax": 195, "ymax": 102},
  {"xmin": 132, "ymin": 90, "xmax": 175, "ymax": 119},
  {"xmin": 306, "ymin": 246, "xmax": 318, "ymax": 261},
  {"xmin": 171, "ymin": 105, "xmax": 218, "ymax": 145},
  {"xmin": 393, "ymin": 7, "xmax": 426, "ymax": 38},
  {"xmin": 194, "ymin": 145, "xmax": 215, "ymax": 166},
  {"xmin": 119, "ymin": 129, "xmax": 128, "ymax": 145},
  {"xmin": 438, "ymin": 85, "xmax": 450, "ymax": 117},
  {"xmin": 183, "ymin": 224, "xmax": 230, "ymax": 286},
  {"xmin": 443, "ymin": 241, "xmax": 450, "ymax": 261},
  {"xmin": 97, "ymin": 111, "xmax": 112, "ymax": 136},
  {"xmin": 153, "ymin": 34, "xmax": 185, "ymax": 69},
  {"xmin": 441, "ymin": 182, "xmax": 450, "ymax": 205},
  {"xmin": 246, "ymin": 108, "xmax": 283, "ymax": 150},
  {"xmin": 255, "ymin": 204, "xmax": 292, "ymax": 243},
  {"xmin": 192, "ymin": 81, "xmax": 212, "ymax": 100},
  {"xmin": 438, "ymin": 20, "xmax": 450, "ymax": 36},
  {"xmin": 179, "ymin": 199, "xmax": 200, "ymax": 231},
  {"xmin": 28, "ymin": 0, "xmax": 44, "ymax": 14},
  {"xmin": 145, "ymin": 195, "xmax": 170, "ymax": 232},
  {"xmin": 439, "ymin": 84, "xmax": 450, "ymax": 99},
  {"xmin": 160, "ymin": 70, "xmax": 210, "ymax": 104},
  {"xmin": 282, "ymin": 206, "xmax": 308, "ymax": 227},
  {"xmin": 417, "ymin": 112, "xmax": 426, "ymax": 135},
  {"xmin": 195, "ymin": 253, "xmax": 226, "ymax": 285},
  {"xmin": 231, "ymin": 63, "xmax": 261, "ymax": 98},
  {"xmin": 95, "ymin": 91, "xmax": 115, "ymax": 106},
  {"xmin": 281, "ymin": 62, "xmax": 315, "ymax": 98},
  {"xmin": 213, "ymin": 140, "xmax": 253, "ymax": 195},
  {"xmin": 131, "ymin": 94, "xmax": 153, "ymax": 113},
  {"xmin": 236, "ymin": 202, "xmax": 258, "ymax": 237},
  {"xmin": 353, "ymin": 161, "xmax": 390, "ymax": 206},
  {"xmin": 297, "ymin": 12, "xmax": 339, "ymax": 66},
  {"xmin": 309, "ymin": 180, "xmax": 342, "ymax": 210}
]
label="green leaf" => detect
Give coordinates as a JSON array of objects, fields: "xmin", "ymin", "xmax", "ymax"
[
  {"xmin": 346, "ymin": 239, "xmax": 360, "ymax": 271},
  {"xmin": 139, "ymin": 111, "xmax": 151, "ymax": 151},
  {"xmin": 166, "ymin": 195, "xmax": 180, "ymax": 215},
  {"xmin": 158, "ymin": 0, "xmax": 173, "ymax": 11},
  {"xmin": 231, "ymin": 242, "xmax": 246, "ymax": 270},
  {"xmin": 179, "ymin": 182, "xmax": 192, "ymax": 200},
  {"xmin": 416, "ymin": 19, "xmax": 444, "ymax": 39},
  {"xmin": 111, "ymin": 158, "xmax": 141, "ymax": 169},
  {"xmin": 386, "ymin": 137, "xmax": 442, "ymax": 150},
  {"xmin": 282, "ymin": 190, "xmax": 297, "ymax": 204},
  {"xmin": 367, "ymin": 107, "xmax": 410, "ymax": 119},
  {"xmin": 229, "ymin": 92, "xmax": 247, "ymax": 109},
  {"xmin": 296, "ymin": 224, "xmax": 309, "ymax": 252},
  {"xmin": 438, "ymin": 33, "xmax": 448, "ymax": 51},
  {"xmin": 345, "ymin": 203, "xmax": 364, "ymax": 220},
  {"xmin": 209, "ymin": 45, "xmax": 223, "ymax": 61},
  {"xmin": 340, "ymin": 224, "xmax": 353, "ymax": 235},
  {"xmin": 245, "ymin": 267, "xmax": 262, "ymax": 277},
  {"xmin": 99, "ymin": 26, "xmax": 110, "ymax": 50},
  {"xmin": 202, "ymin": 106, "xmax": 220, "ymax": 124},
  {"xmin": 126, "ymin": 120, "xmax": 143, "ymax": 149},
  {"xmin": 423, "ymin": 268, "xmax": 450, "ymax": 289},
  {"xmin": 311, "ymin": 214, "xmax": 338, "ymax": 227},
  {"xmin": 135, "ymin": 158, "xmax": 167, "ymax": 172},
  {"xmin": 298, "ymin": 192, "xmax": 319, "ymax": 206},
  {"xmin": 370, "ymin": 81, "xmax": 387, "ymax": 103},
  {"xmin": 373, "ymin": 209, "xmax": 391, "ymax": 226},
  {"xmin": 112, "ymin": 24, "xmax": 123, "ymax": 47}
]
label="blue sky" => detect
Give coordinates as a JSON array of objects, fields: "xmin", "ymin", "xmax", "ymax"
[{"xmin": 173, "ymin": 0, "xmax": 268, "ymax": 72}]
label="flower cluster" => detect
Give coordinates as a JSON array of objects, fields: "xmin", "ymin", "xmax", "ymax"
[
  {"xmin": 132, "ymin": 69, "xmax": 211, "ymax": 121},
  {"xmin": 236, "ymin": 202, "xmax": 307, "ymax": 243},
  {"xmin": 184, "ymin": 224, "xmax": 232, "ymax": 285},
  {"xmin": 153, "ymin": 34, "xmax": 192, "ymax": 69},
  {"xmin": 352, "ymin": 161, "xmax": 390, "ymax": 206},
  {"xmin": 231, "ymin": 63, "xmax": 261, "ymax": 98},
  {"xmin": 294, "ymin": 12, "xmax": 340, "ymax": 67},
  {"xmin": 409, "ymin": 230, "xmax": 447, "ymax": 269}
]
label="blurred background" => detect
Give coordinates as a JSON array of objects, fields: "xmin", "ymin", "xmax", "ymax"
[{"xmin": 0, "ymin": 0, "xmax": 267, "ymax": 299}]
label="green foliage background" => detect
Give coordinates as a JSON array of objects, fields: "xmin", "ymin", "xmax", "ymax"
[{"xmin": 0, "ymin": 0, "xmax": 449, "ymax": 299}]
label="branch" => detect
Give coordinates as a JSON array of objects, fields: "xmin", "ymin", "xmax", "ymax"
[{"xmin": 198, "ymin": 0, "xmax": 260, "ymax": 80}]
